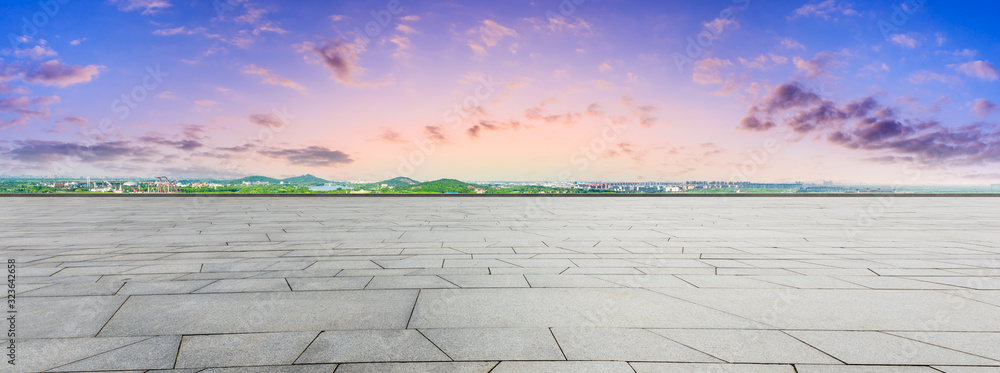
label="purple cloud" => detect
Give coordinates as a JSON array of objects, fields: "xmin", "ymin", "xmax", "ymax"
[
  {"xmin": 424, "ymin": 125, "xmax": 447, "ymax": 142},
  {"xmin": 3, "ymin": 140, "xmax": 157, "ymax": 164},
  {"xmin": 298, "ymin": 39, "xmax": 391, "ymax": 87},
  {"xmin": 740, "ymin": 83, "xmax": 1000, "ymax": 166},
  {"xmin": 971, "ymin": 99, "xmax": 998, "ymax": 117},
  {"xmin": 249, "ymin": 113, "xmax": 286, "ymax": 128},
  {"xmin": 954, "ymin": 61, "xmax": 999, "ymax": 81},
  {"xmin": 23, "ymin": 60, "xmax": 103, "ymax": 87},
  {"xmin": 259, "ymin": 146, "xmax": 354, "ymax": 167}
]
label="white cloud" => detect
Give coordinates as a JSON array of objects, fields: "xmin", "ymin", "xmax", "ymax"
[
  {"xmin": 789, "ymin": 0, "xmax": 859, "ymax": 20},
  {"xmin": 889, "ymin": 33, "xmax": 921, "ymax": 49},
  {"xmin": 241, "ymin": 64, "xmax": 307, "ymax": 93},
  {"xmin": 793, "ymin": 50, "xmax": 850, "ymax": 79},
  {"xmin": 908, "ymin": 70, "xmax": 960, "ymax": 85},
  {"xmin": 466, "ymin": 20, "xmax": 518, "ymax": 56},
  {"xmin": 111, "ymin": 0, "xmax": 172, "ymax": 15},
  {"xmin": 953, "ymin": 60, "xmax": 999, "ymax": 81},
  {"xmin": 693, "ymin": 58, "xmax": 732, "ymax": 84},
  {"xmin": 14, "ymin": 45, "xmax": 58, "ymax": 59},
  {"xmin": 781, "ymin": 38, "xmax": 806, "ymax": 50}
]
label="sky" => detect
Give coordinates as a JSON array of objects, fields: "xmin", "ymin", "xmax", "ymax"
[{"xmin": 1, "ymin": 0, "xmax": 999, "ymax": 183}]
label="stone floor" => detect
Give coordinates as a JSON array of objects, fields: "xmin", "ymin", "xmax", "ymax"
[{"xmin": 2, "ymin": 196, "xmax": 1000, "ymax": 373}]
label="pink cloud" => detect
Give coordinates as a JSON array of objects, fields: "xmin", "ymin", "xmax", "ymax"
[
  {"xmin": 954, "ymin": 61, "xmax": 999, "ymax": 81},
  {"xmin": 23, "ymin": 60, "xmax": 103, "ymax": 87},
  {"xmin": 971, "ymin": 99, "xmax": 998, "ymax": 117},
  {"xmin": 111, "ymin": 0, "xmax": 172, "ymax": 15}
]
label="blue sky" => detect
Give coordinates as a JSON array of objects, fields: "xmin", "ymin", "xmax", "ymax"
[{"xmin": 1, "ymin": 0, "xmax": 998, "ymax": 183}]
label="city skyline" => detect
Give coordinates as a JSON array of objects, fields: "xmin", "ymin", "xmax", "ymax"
[{"xmin": 2, "ymin": 0, "xmax": 999, "ymax": 184}]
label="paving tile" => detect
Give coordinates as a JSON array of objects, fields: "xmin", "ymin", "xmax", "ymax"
[
  {"xmin": 631, "ymin": 363, "xmax": 797, "ymax": 372},
  {"xmin": 13, "ymin": 337, "xmax": 145, "ymax": 372},
  {"xmin": 408, "ymin": 288, "xmax": 753, "ymax": 329},
  {"xmin": 202, "ymin": 262, "xmax": 273, "ymax": 272},
  {"xmin": 887, "ymin": 332, "xmax": 1000, "ymax": 360},
  {"xmin": 193, "ymin": 278, "xmax": 291, "ymax": 293},
  {"xmin": 834, "ymin": 276, "xmax": 960, "ymax": 290},
  {"xmin": 491, "ymin": 361, "xmax": 634, "ymax": 373},
  {"xmin": 20, "ymin": 281, "xmax": 125, "ymax": 296},
  {"xmin": 786, "ymin": 331, "xmax": 998, "ymax": 365},
  {"xmin": 49, "ymin": 336, "xmax": 181, "ymax": 372},
  {"xmin": 308, "ymin": 261, "xmax": 382, "ymax": 270},
  {"xmin": 286, "ymin": 276, "xmax": 372, "ymax": 291},
  {"xmin": 650, "ymin": 329, "xmax": 841, "ymax": 364},
  {"xmin": 654, "ymin": 289, "xmax": 1000, "ymax": 331},
  {"xmin": 552, "ymin": 327, "xmax": 720, "ymax": 362},
  {"xmin": 122, "ymin": 264, "xmax": 203, "ymax": 274},
  {"xmin": 524, "ymin": 275, "xmax": 621, "ymax": 288},
  {"xmin": 117, "ymin": 280, "xmax": 215, "ymax": 295},
  {"xmin": 438, "ymin": 274, "xmax": 530, "ymax": 288},
  {"xmin": 198, "ymin": 364, "xmax": 339, "ymax": 372},
  {"xmin": 592, "ymin": 274, "xmax": 694, "ymax": 288},
  {"xmin": 747, "ymin": 276, "xmax": 867, "ymax": 289},
  {"xmin": 443, "ymin": 259, "xmax": 517, "ymax": 268},
  {"xmin": 176, "ymin": 332, "xmax": 318, "ymax": 368},
  {"xmin": 674, "ymin": 275, "xmax": 788, "ymax": 289},
  {"xmin": 335, "ymin": 362, "xmax": 498, "ymax": 373},
  {"xmin": 19, "ymin": 296, "xmax": 127, "ymax": 338},
  {"xmin": 420, "ymin": 328, "xmax": 564, "ymax": 360},
  {"xmin": 295, "ymin": 330, "xmax": 449, "ymax": 363},
  {"xmin": 932, "ymin": 367, "xmax": 1000, "ymax": 373},
  {"xmin": 561, "ymin": 267, "xmax": 646, "ymax": 275},
  {"xmin": 365, "ymin": 275, "xmax": 458, "ymax": 289},
  {"xmin": 794, "ymin": 365, "xmax": 941, "ymax": 372},
  {"xmin": 99, "ymin": 290, "xmax": 418, "ymax": 336}
]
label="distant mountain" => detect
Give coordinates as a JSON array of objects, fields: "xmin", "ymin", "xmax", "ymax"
[
  {"xmin": 380, "ymin": 177, "xmax": 420, "ymax": 186},
  {"xmin": 282, "ymin": 174, "xmax": 328, "ymax": 185},
  {"xmin": 404, "ymin": 179, "xmax": 483, "ymax": 193},
  {"xmin": 230, "ymin": 176, "xmax": 281, "ymax": 184}
]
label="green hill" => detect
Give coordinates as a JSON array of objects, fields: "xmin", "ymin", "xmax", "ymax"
[
  {"xmin": 381, "ymin": 177, "xmax": 420, "ymax": 186},
  {"xmin": 281, "ymin": 174, "xmax": 328, "ymax": 185},
  {"xmin": 230, "ymin": 176, "xmax": 281, "ymax": 184},
  {"xmin": 404, "ymin": 179, "xmax": 483, "ymax": 193}
]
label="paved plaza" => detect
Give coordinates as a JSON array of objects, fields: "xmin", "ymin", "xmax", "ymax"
[{"xmin": 3, "ymin": 196, "xmax": 1000, "ymax": 372}]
